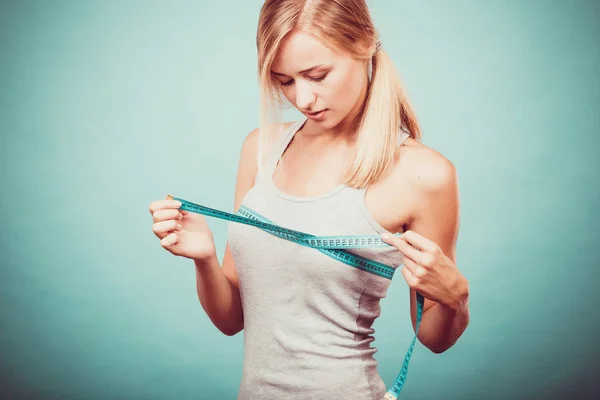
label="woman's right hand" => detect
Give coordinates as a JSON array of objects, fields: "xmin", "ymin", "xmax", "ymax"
[{"xmin": 149, "ymin": 197, "xmax": 217, "ymax": 261}]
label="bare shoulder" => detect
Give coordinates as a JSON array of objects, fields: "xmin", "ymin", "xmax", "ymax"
[
  {"xmin": 237, "ymin": 121, "xmax": 296, "ymax": 177},
  {"xmin": 393, "ymin": 138, "xmax": 458, "ymax": 193},
  {"xmin": 242, "ymin": 121, "xmax": 297, "ymax": 151},
  {"xmin": 364, "ymin": 137, "xmax": 458, "ymax": 234}
]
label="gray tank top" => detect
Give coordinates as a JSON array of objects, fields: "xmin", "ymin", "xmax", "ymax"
[{"xmin": 228, "ymin": 118, "xmax": 410, "ymax": 399}]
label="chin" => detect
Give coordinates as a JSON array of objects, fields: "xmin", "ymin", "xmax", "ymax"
[
  {"xmin": 317, "ymin": 119, "xmax": 337, "ymax": 130},
  {"xmin": 329, "ymin": 113, "xmax": 353, "ymax": 130},
  {"xmin": 320, "ymin": 113, "xmax": 343, "ymax": 128}
]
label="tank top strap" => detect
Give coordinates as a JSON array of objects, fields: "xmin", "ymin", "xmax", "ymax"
[
  {"xmin": 398, "ymin": 128, "xmax": 411, "ymax": 146},
  {"xmin": 255, "ymin": 118, "xmax": 307, "ymax": 186}
]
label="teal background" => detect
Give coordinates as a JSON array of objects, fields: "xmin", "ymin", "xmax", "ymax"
[{"xmin": 1, "ymin": 0, "xmax": 598, "ymax": 399}]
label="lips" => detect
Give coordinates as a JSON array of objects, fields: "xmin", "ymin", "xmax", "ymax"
[{"xmin": 304, "ymin": 109, "xmax": 327, "ymax": 121}]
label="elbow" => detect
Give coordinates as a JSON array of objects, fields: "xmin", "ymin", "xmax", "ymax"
[
  {"xmin": 424, "ymin": 327, "xmax": 469, "ymax": 354},
  {"xmin": 423, "ymin": 325, "xmax": 470, "ymax": 354},
  {"xmin": 222, "ymin": 328, "xmax": 242, "ymax": 337},
  {"xmin": 220, "ymin": 322, "xmax": 244, "ymax": 337},
  {"xmin": 428, "ymin": 344, "xmax": 451, "ymax": 354},
  {"xmin": 416, "ymin": 329, "xmax": 454, "ymax": 354},
  {"xmin": 426, "ymin": 338, "xmax": 459, "ymax": 354},
  {"xmin": 419, "ymin": 330, "xmax": 462, "ymax": 354},
  {"xmin": 420, "ymin": 303, "xmax": 470, "ymax": 355}
]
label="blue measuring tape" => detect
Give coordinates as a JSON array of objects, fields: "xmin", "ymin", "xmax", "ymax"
[{"xmin": 167, "ymin": 195, "xmax": 424, "ymax": 399}]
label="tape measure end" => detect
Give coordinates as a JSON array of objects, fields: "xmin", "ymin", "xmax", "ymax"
[{"xmin": 166, "ymin": 194, "xmax": 173, "ymax": 200}]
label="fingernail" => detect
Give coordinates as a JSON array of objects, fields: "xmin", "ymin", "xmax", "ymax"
[
  {"xmin": 172, "ymin": 201, "xmax": 182, "ymax": 207},
  {"xmin": 380, "ymin": 233, "xmax": 389, "ymax": 240}
]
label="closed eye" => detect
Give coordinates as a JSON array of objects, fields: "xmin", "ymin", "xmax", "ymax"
[
  {"xmin": 311, "ymin": 73, "xmax": 327, "ymax": 82},
  {"xmin": 280, "ymin": 73, "xmax": 328, "ymax": 87}
]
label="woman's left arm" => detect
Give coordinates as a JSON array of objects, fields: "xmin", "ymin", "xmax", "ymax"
[{"xmin": 381, "ymin": 151, "xmax": 470, "ymax": 354}]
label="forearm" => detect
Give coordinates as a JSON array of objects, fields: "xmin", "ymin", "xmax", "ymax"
[
  {"xmin": 417, "ymin": 285, "xmax": 470, "ymax": 354},
  {"xmin": 194, "ymin": 253, "xmax": 244, "ymax": 336}
]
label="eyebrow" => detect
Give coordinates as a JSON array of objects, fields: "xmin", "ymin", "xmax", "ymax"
[{"xmin": 271, "ymin": 64, "xmax": 328, "ymax": 77}]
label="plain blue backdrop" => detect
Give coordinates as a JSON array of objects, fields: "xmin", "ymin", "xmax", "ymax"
[{"xmin": 1, "ymin": 1, "xmax": 598, "ymax": 399}]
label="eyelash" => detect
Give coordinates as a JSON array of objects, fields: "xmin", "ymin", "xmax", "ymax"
[{"xmin": 281, "ymin": 74, "xmax": 328, "ymax": 87}]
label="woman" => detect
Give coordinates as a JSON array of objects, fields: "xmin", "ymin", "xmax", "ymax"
[{"xmin": 149, "ymin": 1, "xmax": 470, "ymax": 398}]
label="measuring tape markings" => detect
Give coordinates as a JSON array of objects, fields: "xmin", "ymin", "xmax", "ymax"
[
  {"xmin": 167, "ymin": 195, "xmax": 424, "ymax": 399},
  {"xmin": 237, "ymin": 205, "xmax": 399, "ymax": 280}
]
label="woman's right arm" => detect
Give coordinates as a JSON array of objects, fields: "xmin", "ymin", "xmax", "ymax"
[{"xmin": 193, "ymin": 127, "xmax": 261, "ymax": 336}]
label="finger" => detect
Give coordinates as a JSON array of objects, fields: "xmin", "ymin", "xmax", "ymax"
[
  {"xmin": 401, "ymin": 230, "xmax": 438, "ymax": 253},
  {"xmin": 152, "ymin": 208, "xmax": 183, "ymax": 222},
  {"xmin": 400, "ymin": 264, "xmax": 418, "ymax": 288},
  {"xmin": 401, "ymin": 256, "xmax": 418, "ymax": 275},
  {"xmin": 163, "ymin": 195, "xmax": 188, "ymax": 215},
  {"xmin": 149, "ymin": 198, "xmax": 183, "ymax": 215},
  {"xmin": 161, "ymin": 232, "xmax": 179, "ymax": 248},
  {"xmin": 152, "ymin": 220, "xmax": 182, "ymax": 238},
  {"xmin": 403, "ymin": 256, "xmax": 427, "ymax": 279},
  {"xmin": 381, "ymin": 232, "xmax": 422, "ymax": 263}
]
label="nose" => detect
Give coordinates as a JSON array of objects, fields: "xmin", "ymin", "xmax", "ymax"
[{"xmin": 295, "ymin": 80, "xmax": 316, "ymax": 110}]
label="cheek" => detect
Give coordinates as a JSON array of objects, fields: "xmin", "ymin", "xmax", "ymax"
[
  {"xmin": 324, "ymin": 73, "xmax": 362, "ymax": 111},
  {"xmin": 280, "ymin": 87, "xmax": 296, "ymax": 105}
]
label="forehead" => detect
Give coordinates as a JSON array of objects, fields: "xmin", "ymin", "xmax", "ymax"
[{"xmin": 271, "ymin": 31, "xmax": 338, "ymax": 74}]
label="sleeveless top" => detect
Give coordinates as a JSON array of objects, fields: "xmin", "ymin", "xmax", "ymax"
[{"xmin": 228, "ymin": 118, "xmax": 411, "ymax": 400}]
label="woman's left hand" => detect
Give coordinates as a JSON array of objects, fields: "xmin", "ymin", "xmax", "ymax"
[{"xmin": 381, "ymin": 230, "xmax": 468, "ymax": 310}]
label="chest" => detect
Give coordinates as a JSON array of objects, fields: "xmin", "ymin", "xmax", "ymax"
[
  {"xmin": 273, "ymin": 156, "xmax": 416, "ymax": 235},
  {"xmin": 227, "ymin": 187, "xmax": 402, "ymax": 309},
  {"xmin": 273, "ymin": 142, "xmax": 354, "ymax": 198}
]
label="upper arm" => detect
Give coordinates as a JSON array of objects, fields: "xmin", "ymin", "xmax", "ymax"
[
  {"xmin": 221, "ymin": 127, "xmax": 261, "ymax": 288},
  {"xmin": 406, "ymin": 149, "xmax": 461, "ymax": 327}
]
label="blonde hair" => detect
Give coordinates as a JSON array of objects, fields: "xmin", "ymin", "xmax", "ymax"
[{"xmin": 256, "ymin": 0, "xmax": 422, "ymax": 188}]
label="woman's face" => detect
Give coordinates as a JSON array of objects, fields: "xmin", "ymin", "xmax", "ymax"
[{"xmin": 271, "ymin": 31, "xmax": 369, "ymax": 132}]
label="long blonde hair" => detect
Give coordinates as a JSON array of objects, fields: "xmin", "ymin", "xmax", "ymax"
[{"xmin": 256, "ymin": 0, "xmax": 421, "ymax": 188}]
